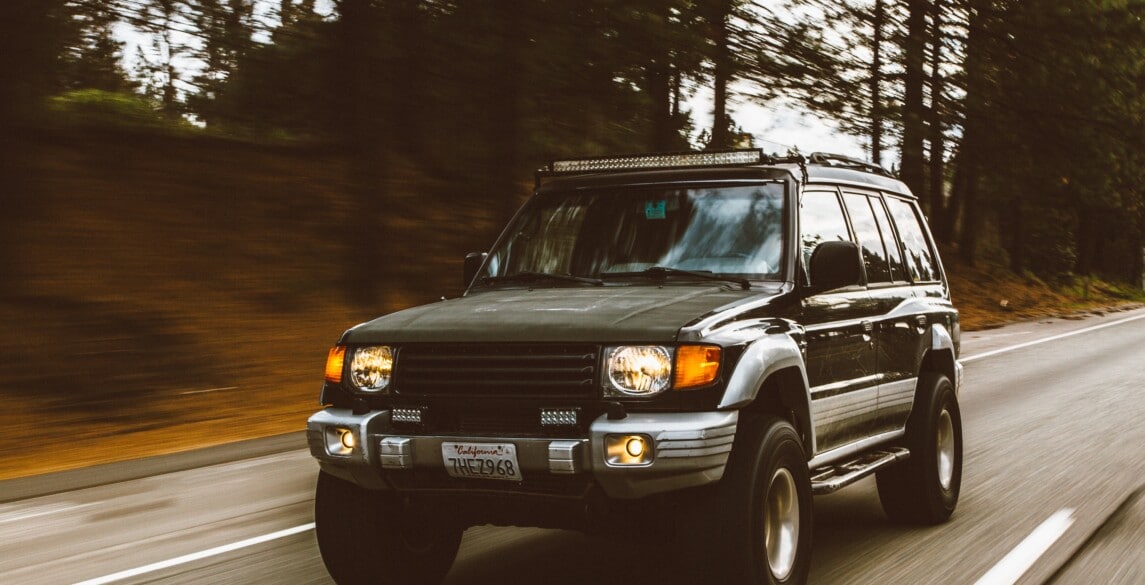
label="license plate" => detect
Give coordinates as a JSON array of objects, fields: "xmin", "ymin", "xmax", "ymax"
[{"xmin": 441, "ymin": 442, "xmax": 523, "ymax": 481}]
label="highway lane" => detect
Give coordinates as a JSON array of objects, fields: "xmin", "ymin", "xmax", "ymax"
[{"xmin": 2, "ymin": 307, "xmax": 1144, "ymax": 585}]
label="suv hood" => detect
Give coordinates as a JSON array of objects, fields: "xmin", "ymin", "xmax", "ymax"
[{"xmin": 343, "ymin": 286, "xmax": 778, "ymax": 344}]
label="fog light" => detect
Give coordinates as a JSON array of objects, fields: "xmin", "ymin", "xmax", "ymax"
[
  {"xmin": 605, "ymin": 434, "xmax": 654, "ymax": 466},
  {"xmin": 325, "ymin": 426, "xmax": 355, "ymax": 456},
  {"xmin": 625, "ymin": 436, "xmax": 645, "ymax": 458}
]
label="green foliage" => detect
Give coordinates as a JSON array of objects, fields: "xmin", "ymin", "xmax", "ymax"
[
  {"xmin": 47, "ymin": 89, "xmax": 185, "ymax": 132},
  {"xmin": 968, "ymin": 0, "xmax": 1145, "ymax": 281}
]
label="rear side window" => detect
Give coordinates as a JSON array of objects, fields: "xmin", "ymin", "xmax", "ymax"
[
  {"xmin": 886, "ymin": 196, "xmax": 939, "ymax": 282},
  {"xmin": 800, "ymin": 190, "xmax": 851, "ymax": 283},
  {"xmin": 842, "ymin": 192, "xmax": 893, "ymax": 283},
  {"xmin": 869, "ymin": 196, "xmax": 908, "ymax": 282}
]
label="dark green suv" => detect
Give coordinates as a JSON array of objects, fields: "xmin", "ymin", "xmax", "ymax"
[{"xmin": 308, "ymin": 150, "xmax": 963, "ymax": 585}]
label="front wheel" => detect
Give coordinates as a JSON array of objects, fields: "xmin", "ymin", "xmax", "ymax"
[
  {"xmin": 876, "ymin": 372, "xmax": 963, "ymax": 524},
  {"xmin": 314, "ymin": 471, "xmax": 463, "ymax": 585},
  {"xmin": 708, "ymin": 414, "xmax": 814, "ymax": 585}
]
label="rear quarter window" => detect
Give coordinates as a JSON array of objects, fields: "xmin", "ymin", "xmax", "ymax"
[{"xmin": 885, "ymin": 196, "xmax": 939, "ymax": 282}]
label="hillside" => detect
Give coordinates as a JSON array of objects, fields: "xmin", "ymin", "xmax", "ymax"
[{"xmin": 1, "ymin": 131, "xmax": 1139, "ymax": 480}]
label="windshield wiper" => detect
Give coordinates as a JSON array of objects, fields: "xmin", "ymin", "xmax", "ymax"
[
  {"xmin": 638, "ymin": 266, "xmax": 751, "ymax": 290},
  {"xmin": 483, "ymin": 271, "xmax": 604, "ymax": 287}
]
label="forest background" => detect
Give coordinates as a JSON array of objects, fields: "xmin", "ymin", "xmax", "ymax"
[{"xmin": 1, "ymin": 0, "xmax": 1143, "ymax": 479}]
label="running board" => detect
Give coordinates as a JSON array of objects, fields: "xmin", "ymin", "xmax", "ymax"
[{"xmin": 809, "ymin": 447, "xmax": 910, "ymax": 495}]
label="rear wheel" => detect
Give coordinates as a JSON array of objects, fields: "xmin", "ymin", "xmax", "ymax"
[
  {"xmin": 876, "ymin": 372, "xmax": 962, "ymax": 524},
  {"xmin": 315, "ymin": 471, "xmax": 463, "ymax": 585},
  {"xmin": 705, "ymin": 414, "xmax": 813, "ymax": 585}
]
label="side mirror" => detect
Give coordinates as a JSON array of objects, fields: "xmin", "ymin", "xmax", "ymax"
[
  {"xmin": 808, "ymin": 240, "xmax": 862, "ymax": 292},
  {"xmin": 463, "ymin": 252, "xmax": 488, "ymax": 289}
]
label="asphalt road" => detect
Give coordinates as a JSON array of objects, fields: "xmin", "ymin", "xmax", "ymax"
[{"xmin": 3, "ymin": 307, "xmax": 1144, "ymax": 585}]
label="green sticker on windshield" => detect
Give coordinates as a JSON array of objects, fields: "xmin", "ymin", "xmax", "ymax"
[{"xmin": 645, "ymin": 200, "xmax": 667, "ymax": 219}]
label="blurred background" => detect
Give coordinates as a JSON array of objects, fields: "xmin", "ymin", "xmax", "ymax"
[{"xmin": 1, "ymin": 0, "xmax": 1143, "ymax": 480}]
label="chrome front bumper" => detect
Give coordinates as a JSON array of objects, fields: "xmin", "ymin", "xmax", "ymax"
[{"xmin": 307, "ymin": 408, "xmax": 738, "ymax": 499}]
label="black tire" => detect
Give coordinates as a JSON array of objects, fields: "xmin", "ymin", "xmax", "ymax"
[
  {"xmin": 314, "ymin": 471, "xmax": 463, "ymax": 585},
  {"xmin": 876, "ymin": 372, "xmax": 962, "ymax": 525},
  {"xmin": 704, "ymin": 414, "xmax": 814, "ymax": 585}
]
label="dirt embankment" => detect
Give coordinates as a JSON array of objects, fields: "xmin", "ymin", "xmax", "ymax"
[{"xmin": 1, "ymin": 131, "xmax": 1139, "ymax": 480}]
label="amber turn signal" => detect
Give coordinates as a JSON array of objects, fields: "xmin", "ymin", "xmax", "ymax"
[
  {"xmin": 325, "ymin": 346, "xmax": 346, "ymax": 383},
  {"xmin": 674, "ymin": 345, "xmax": 721, "ymax": 389}
]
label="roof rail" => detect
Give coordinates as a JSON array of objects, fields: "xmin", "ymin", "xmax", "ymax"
[{"xmin": 808, "ymin": 152, "xmax": 894, "ymax": 178}]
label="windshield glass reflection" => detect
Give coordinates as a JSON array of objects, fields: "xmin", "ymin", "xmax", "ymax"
[{"xmin": 481, "ymin": 184, "xmax": 786, "ymax": 283}]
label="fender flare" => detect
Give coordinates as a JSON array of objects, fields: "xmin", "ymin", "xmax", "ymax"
[
  {"xmin": 718, "ymin": 333, "xmax": 815, "ymax": 454},
  {"xmin": 929, "ymin": 322, "xmax": 963, "ymax": 394},
  {"xmin": 931, "ymin": 322, "xmax": 955, "ymax": 353}
]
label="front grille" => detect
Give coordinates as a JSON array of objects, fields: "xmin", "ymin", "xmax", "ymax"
[{"xmin": 394, "ymin": 344, "xmax": 599, "ymax": 399}]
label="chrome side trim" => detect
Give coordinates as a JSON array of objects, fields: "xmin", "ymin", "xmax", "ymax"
[
  {"xmin": 807, "ymin": 428, "xmax": 904, "ymax": 470},
  {"xmin": 810, "ymin": 374, "xmax": 882, "ymax": 399},
  {"xmin": 811, "ymin": 386, "xmax": 879, "ymax": 429},
  {"xmin": 878, "ymin": 377, "xmax": 917, "ymax": 411}
]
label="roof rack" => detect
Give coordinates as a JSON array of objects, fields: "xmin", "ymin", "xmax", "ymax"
[
  {"xmin": 535, "ymin": 149, "xmax": 807, "ymax": 187},
  {"xmin": 807, "ymin": 152, "xmax": 895, "ymax": 178}
]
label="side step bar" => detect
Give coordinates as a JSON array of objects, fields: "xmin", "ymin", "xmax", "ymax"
[{"xmin": 809, "ymin": 447, "xmax": 910, "ymax": 495}]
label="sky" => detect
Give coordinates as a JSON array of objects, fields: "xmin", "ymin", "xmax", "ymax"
[{"xmin": 688, "ymin": 83, "xmax": 867, "ymax": 158}]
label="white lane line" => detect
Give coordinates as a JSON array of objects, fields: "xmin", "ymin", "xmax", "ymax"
[
  {"xmin": 71, "ymin": 523, "xmax": 315, "ymax": 585},
  {"xmin": 972, "ymin": 509, "xmax": 1075, "ymax": 585},
  {"xmin": 962, "ymin": 312, "xmax": 1145, "ymax": 363},
  {"xmin": 0, "ymin": 502, "xmax": 94, "ymax": 524}
]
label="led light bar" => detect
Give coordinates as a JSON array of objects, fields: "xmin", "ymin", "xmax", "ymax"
[
  {"xmin": 549, "ymin": 149, "xmax": 764, "ymax": 174},
  {"xmin": 540, "ymin": 408, "xmax": 579, "ymax": 427},
  {"xmin": 392, "ymin": 407, "xmax": 423, "ymax": 424}
]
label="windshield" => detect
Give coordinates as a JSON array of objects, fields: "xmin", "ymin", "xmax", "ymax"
[{"xmin": 480, "ymin": 183, "xmax": 786, "ymax": 284}]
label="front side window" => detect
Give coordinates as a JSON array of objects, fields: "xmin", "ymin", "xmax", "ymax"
[
  {"xmin": 799, "ymin": 190, "xmax": 851, "ymax": 284},
  {"xmin": 481, "ymin": 184, "xmax": 786, "ymax": 283}
]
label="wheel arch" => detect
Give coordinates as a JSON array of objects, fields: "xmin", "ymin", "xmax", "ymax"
[
  {"xmin": 921, "ymin": 323, "xmax": 959, "ymax": 389},
  {"xmin": 719, "ymin": 333, "xmax": 814, "ymax": 456}
]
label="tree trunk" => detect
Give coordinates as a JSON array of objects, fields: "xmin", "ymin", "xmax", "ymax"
[
  {"xmin": 927, "ymin": 0, "xmax": 947, "ymax": 241},
  {"xmin": 708, "ymin": 0, "xmax": 733, "ymax": 149},
  {"xmin": 900, "ymin": 0, "xmax": 928, "ymax": 202},
  {"xmin": 956, "ymin": 0, "xmax": 988, "ymax": 267},
  {"xmin": 647, "ymin": 53, "xmax": 675, "ymax": 150},
  {"xmin": 390, "ymin": 0, "xmax": 427, "ymax": 158},
  {"xmin": 869, "ymin": 0, "xmax": 884, "ymax": 165},
  {"xmin": 1007, "ymin": 198, "xmax": 1025, "ymax": 273},
  {"xmin": 1073, "ymin": 209, "xmax": 1098, "ymax": 276}
]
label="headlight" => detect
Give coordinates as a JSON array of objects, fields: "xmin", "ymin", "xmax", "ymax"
[
  {"xmin": 606, "ymin": 346, "xmax": 673, "ymax": 396},
  {"xmin": 349, "ymin": 346, "xmax": 394, "ymax": 392}
]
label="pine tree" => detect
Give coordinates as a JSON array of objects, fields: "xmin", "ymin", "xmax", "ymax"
[{"xmin": 65, "ymin": 0, "xmax": 133, "ymax": 92}]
